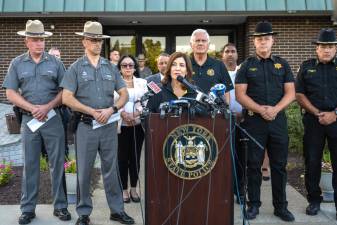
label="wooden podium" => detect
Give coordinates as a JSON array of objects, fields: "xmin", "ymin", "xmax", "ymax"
[{"xmin": 144, "ymin": 113, "xmax": 233, "ymax": 225}]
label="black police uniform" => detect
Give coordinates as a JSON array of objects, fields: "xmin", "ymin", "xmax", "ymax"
[
  {"xmin": 296, "ymin": 58, "xmax": 337, "ymax": 207},
  {"xmin": 191, "ymin": 56, "xmax": 233, "ymax": 93},
  {"xmin": 235, "ymin": 55, "xmax": 294, "ymax": 210}
]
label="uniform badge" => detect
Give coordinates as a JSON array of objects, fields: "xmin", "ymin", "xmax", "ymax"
[
  {"xmin": 248, "ymin": 68, "xmax": 257, "ymax": 72},
  {"xmin": 274, "ymin": 63, "xmax": 282, "ymax": 69},
  {"xmin": 163, "ymin": 124, "xmax": 218, "ymax": 180},
  {"xmin": 307, "ymin": 69, "xmax": 316, "ymax": 73},
  {"xmin": 207, "ymin": 69, "xmax": 215, "ymax": 76},
  {"xmin": 248, "ymin": 110, "xmax": 254, "ymax": 116}
]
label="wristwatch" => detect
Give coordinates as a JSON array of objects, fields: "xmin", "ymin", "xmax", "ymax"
[{"xmin": 113, "ymin": 106, "xmax": 118, "ymax": 113}]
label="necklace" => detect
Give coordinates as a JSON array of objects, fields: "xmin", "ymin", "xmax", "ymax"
[{"xmin": 123, "ymin": 78, "xmax": 133, "ymax": 83}]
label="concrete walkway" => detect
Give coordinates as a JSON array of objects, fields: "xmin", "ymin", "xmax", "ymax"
[{"xmin": 0, "ymin": 166, "xmax": 336, "ymax": 225}]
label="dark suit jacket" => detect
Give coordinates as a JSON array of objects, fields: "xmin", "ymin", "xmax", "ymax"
[{"xmin": 145, "ymin": 73, "xmax": 161, "ymax": 84}]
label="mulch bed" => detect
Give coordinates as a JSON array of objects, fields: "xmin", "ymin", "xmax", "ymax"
[
  {"xmin": 0, "ymin": 166, "xmax": 101, "ymax": 205},
  {"xmin": 287, "ymin": 152, "xmax": 306, "ymax": 197},
  {"xmin": 0, "ymin": 152, "xmax": 307, "ymax": 204}
]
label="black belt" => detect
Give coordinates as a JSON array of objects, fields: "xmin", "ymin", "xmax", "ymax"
[
  {"xmin": 78, "ymin": 112, "xmax": 94, "ymax": 125},
  {"xmin": 19, "ymin": 108, "xmax": 32, "ymax": 116}
]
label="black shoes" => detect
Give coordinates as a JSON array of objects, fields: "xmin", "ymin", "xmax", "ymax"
[
  {"xmin": 130, "ymin": 191, "xmax": 140, "ymax": 203},
  {"xmin": 274, "ymin": 208, "xmax": 295, "ymax": 222},
  {"xmin": 123, "ymin": 196, "xmax": 131, "ymax": 203},
  {"xmin": 76, "ymin": 215, "xmax": 91, "ymax": 225},
  {"xmin": 18, "ymin": 212, "xmax": 36, "ymax": 225},
  {"xmin": 110, "ymin": 211, "xmax": 135, "ymax": 224},
  {"xmin": 262, "ymin": 168, "xmax": 270, "ymax": 181},
  {"xmin": 306, "ymin": 202, "xmax": 320, "ymax": 216},
  {"xmin": 246, "ymin": 206, "xmax": 259, "ymax": 220},
  {"xmin": 53, "ymin": 208, "xmax": 71, "ymax": 221}
]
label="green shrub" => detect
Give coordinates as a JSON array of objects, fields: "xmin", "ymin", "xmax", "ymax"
[
  {"xmin": 286, "ymin": 102, "xmax": 304, "ymax": 154},
  {"xmin": 0, "ymin": 159, "xmax": 15, "ymax": 186},
  {"xmin": 40, "ymin": 155, "xmax": 49, "ymax": 172},
  {"xmin": 286, "ymin": 102, "xmax": 330, "ymax": 155}
]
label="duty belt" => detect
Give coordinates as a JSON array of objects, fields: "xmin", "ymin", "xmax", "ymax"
[
  {"xmin": 243, "ymin": 109, "xmax": 255, "ymax": 117},
  {"xmin": 78, "ymin": 113, "xmax": 94, "ymax": 125}
]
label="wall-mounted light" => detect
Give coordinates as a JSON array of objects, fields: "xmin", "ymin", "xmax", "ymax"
[
  {"xmin": 129, "ymin": 20, "xmax": 141, "ymax": 24},
  {"xmin": 200, "ymin": 19, "xmax": 211, "ymax": 23}
]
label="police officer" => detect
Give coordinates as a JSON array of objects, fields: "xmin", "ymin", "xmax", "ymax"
[
  {"xmin": 235, "ymin": 21, "xmax": 295, "ymax": 221},
  {"xmin": 296, "ymin": 28, "xmax": 337, "ymax": 218},
  {"xmin": 2, "ymin": 20, "xmax": 71, "ymax": 224},
  {"xmin": 61, "ymin": 21, "xmax": 134, "ymax": 225},
  {"xmin": 189, "ymin": 29, "xmax": 233, "ymax": 102}
]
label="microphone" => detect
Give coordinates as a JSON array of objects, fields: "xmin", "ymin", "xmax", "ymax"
[
  {"xmin": 210, "ymin": 83, "xmax": 226, "ymax": 97},
  {"xmin": 176, "ymin": 75, "xmax": 212, "ymax": 105},
  {"xmin": 138, "ymin": 81, "xmax": 162, "ymax": 102},
  {"xmin": 209, "ymin": 83, "xmax": 227, "ymax": 105}
]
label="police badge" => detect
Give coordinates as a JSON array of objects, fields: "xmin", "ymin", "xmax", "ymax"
[
  {"xmin": 207, "ymin": 68, "xmax": 215, "ymax": 76},
  {"xmin": 163, "ymin": 124, "xmax": 218, "ymax": 180}
]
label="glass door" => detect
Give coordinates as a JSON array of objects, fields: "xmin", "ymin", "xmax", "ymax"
[{"xmin": 141, "ymin": 36, "xmax": 166, "ymax": 73}]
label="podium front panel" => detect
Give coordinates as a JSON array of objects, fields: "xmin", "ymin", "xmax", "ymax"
[{"xmin": 145, "ymin": 113, "xmax": 233, "ymax": 225}]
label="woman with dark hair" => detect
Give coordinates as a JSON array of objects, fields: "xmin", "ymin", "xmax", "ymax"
[
  {"xmin": 115, "ymin": 55, "xmax": 148, "ymax": 203},
  {"xmin": 147, "ymin": 52, "xmax": 197, "ymax": 112}
]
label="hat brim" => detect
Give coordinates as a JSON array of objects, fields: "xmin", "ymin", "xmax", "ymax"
[
  {"xmin": 312, "ymin": 41, "xmax": 337, "ymax": 44},
  {"xmin": 17, "ymin": 31, "xmax": 53, "ymax": 37},
  {"xmin": 75, "ymin": 32, "xmax": 110, "ymax": 39},
  {"xmin": 249, "ymin": 32, "xmax": 278, "ymax": 37}
]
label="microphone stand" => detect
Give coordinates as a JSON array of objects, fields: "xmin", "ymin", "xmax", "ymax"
[{"xmin": 232, "ymin": 120, "xmax": 264, "ymax": 225}]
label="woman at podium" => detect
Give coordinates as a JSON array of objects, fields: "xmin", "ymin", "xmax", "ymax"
[{"xmin": 147, "ymin": 52, "xmax": 196, "ymax": 112}]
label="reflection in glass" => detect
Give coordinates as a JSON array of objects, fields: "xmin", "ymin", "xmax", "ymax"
[
  {"xmin": 142, "ymin": 36, "xmax": 166, "ymax": 73},
  {"xmin": 110, "ymin": 36, "xmax": 136, "ymax": 56}
]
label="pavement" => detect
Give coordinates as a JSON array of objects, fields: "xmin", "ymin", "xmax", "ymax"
[
  {"xmin": 0, "ymin": 103, "xmax": 336, "ymax": 225},
  {"xmin": 0, "ymin": 162, "xmax": 336, "ymax": 225}
]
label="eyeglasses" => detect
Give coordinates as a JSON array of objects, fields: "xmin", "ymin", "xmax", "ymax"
[
  {"xmin": 121, "ymin": 64, "xmax": 135, "ymax": 69},
  {"xmin": 85, "ymin": 38, "xmax": 103, "ymax": 43}
]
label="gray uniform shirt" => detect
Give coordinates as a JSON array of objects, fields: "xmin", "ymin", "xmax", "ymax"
[
  {"xmin": 61, "ymin": 56, "xmax": 125, "ymax": 109},
  {"xmin": 139, "ymin": 66, "xmax": 152, "ymax": 79},
  {"xmin": 2, "ymin": 52, "xmax": 65, "ymax": 104}
]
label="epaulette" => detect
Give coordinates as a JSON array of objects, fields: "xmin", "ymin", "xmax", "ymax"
[{"xmin": 301, "ymin": 58, "xmax": 316, "ymax": 66}]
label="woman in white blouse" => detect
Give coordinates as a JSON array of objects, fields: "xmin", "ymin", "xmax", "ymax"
[{"xmin": 116, "ymin": 55, "xmax": 148, "ymax": 203}]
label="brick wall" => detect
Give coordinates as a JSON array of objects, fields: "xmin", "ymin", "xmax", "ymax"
[
  {"xmin": 0, "ymin": 16, "xmax": 334, "ymax": 102},
  {"xmin": 245, "ymin": 16, "xmax": 334, "ymax": 73},
  {"xmin": 0, "ymin": 17, "xmax": 94, "ymax": 102},
  {"xmin": 236, "ymin": 23, "xmax": 246, "ymax": 65}
]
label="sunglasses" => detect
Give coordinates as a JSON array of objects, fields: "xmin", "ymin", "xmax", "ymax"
[{"xmin": 121, "ymin": 64, "xmax": 135, "ymax": 69}]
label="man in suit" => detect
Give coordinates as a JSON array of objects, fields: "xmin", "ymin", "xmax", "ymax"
[{"xmin": 146, "ymin": 53, "xmax": 170, "ymax": 84}]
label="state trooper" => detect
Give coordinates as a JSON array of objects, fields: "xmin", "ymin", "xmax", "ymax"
[
  {"xmin": 296, "ymin": 28, "xmax": 337, "ymax": 218},
  {"xmin": 2, "ymin": 20, "xmax": 70, "ymax": 224},
  {"xmin": 235, "ymin": 21, "xmax": 295, "ymax": 221},
  {"xmin": 61, "ymin": 21, "xmax": 134, "ymax": 225}
]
